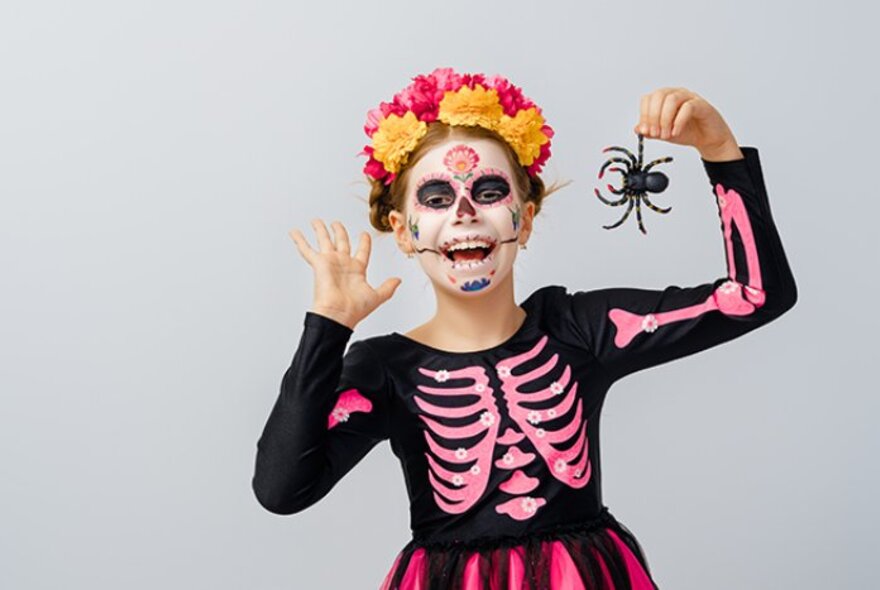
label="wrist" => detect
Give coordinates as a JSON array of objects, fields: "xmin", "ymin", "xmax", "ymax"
[
  {"xmin": 698, "ymin": 139, "xmax": 743, "ymax": 162},
  {"xmin": 310, "ymin": 306, "xmax": 358, "ymax": 330}
]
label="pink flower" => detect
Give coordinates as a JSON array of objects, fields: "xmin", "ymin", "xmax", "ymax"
[
  {"xmin": 443, "ymin": 145, "xmax": 480, "ymax": 175},
  {"xmin": 364, "ymin": 107, "xmax": 383, "ymax": 136},
  {"xmin": 430, "ymin": 67, "xmax": 462, "ymax": 92}
]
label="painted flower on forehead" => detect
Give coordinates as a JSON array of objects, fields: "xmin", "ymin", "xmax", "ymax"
[
  {"xmin": 371, "ymin": 111, "xmax": 428, "ymax": 174},
  {"xmin": 443, "ymin": 145, "xmax": 480, "ymax": 176},
  {"xmin": 437, "ymin": 84, "xmax": 504, "ymax": 128}
]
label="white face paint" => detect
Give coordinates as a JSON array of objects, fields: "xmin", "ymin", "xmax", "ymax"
[{"xmin": 403, "ymin": 138, "xmax": 526, "ymax": 295}]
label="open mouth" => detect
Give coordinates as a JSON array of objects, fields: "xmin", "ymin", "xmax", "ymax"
[{"xmin": 439, "ymin": 235, "xmax": 498, "ymax": 269}]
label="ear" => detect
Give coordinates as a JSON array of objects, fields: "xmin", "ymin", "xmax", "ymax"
[
  {"xmin": 519, "ymin": 200, "xmax": 536, "ymax": 245},
  {"xmin": 387, "ymin": 209, "xmax": 414, "ymax": 255}
]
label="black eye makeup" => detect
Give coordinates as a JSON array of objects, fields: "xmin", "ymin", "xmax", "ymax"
[
  {"xmin": 416, "ymin": 179, "xmax": 457, "ymax": 209},
  {"xmin": 470, "ymin": 174, "xmax": 511, "ymax": 205}
]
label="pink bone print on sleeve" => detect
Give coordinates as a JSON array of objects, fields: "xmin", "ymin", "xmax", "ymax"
[
  {"xmin": 496, "ymin": 335, "xmax": 592, "ymax": 491},
  {"xmin": 609, "ymin": 183, "xmax": 768, "ymax": 348},
  {"xmin": 327, "ymin": 388, "xmax": 374, "ymax": 430},
  {"xmin": 413, "ymin": 365, "xmax": 499, "ymax": 515}
]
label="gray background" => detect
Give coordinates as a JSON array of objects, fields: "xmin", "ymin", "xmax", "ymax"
[{"xmin": 1, "ymin": 1, "xmax": 876, "ymax": 588}]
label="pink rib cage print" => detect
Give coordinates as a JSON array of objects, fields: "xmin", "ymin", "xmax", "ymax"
[
  {"xmin": 413, "ymin": 335, "xmax": 591, "ymax": 522},
  {"xmin": 609, "ymin": 183, "xmax": 767, "ymax": 348}
]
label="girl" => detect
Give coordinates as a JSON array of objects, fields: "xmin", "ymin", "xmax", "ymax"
[{"xmin": 252, "ymin": 68, "xmax": 797, "ymax": 589}]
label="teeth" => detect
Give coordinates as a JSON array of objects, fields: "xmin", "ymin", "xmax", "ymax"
[
  {"xmin": 441, "ymin": 236, "xmax": 496, "ymax": 254},
  {"xmin": 448, "ymin": 240, "xmax": 493, "ymax": 252}
]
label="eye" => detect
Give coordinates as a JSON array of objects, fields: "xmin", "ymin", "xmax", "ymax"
[
  {"xmin": 417, "ymin": 180, "xmax": 456, "ymax": 209},
  {"xmin": 471, "ymin": 175, "xmax": 510, "ymax": 204}
]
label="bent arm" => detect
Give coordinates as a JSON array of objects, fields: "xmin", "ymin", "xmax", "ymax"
[
  {"xmin": 252, "ymin": 312, "xmax": 390, "ymax": 515},
  {"xmin": 567, "ymin": 147, "xmax": 798, "ymax": 382}
]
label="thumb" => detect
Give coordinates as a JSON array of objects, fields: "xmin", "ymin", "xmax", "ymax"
[{"xmin": 375, "ymin": 277, "xmax": 403, "ymax": 304}]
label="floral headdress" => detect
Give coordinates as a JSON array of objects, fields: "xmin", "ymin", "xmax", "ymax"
[{"xmin": 360, "ymin": 67, "xmax": 554, "ymax": 186}]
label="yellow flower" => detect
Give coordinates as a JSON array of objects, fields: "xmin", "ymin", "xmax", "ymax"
[
  {"xmin": 372, "ymin": 111, "xmax": 428, "ymax": 173},
  {"xmin": 437, "ymin": 85, "xmax": 504, "ymax": 128},
  {"xmin": 494, "ymin": 107, "xmax": 550, "ymax": 166}
]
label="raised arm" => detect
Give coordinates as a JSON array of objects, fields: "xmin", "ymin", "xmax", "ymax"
[
  {"xmin": 252, "ymin": 311, "xmax": 390, "ymax": 515},
  {"xmin": 566, "ymin": 146, "xmax": 797, "ymax": 382},
  {"xmin": 252, "ymin": 218, "xmax": 401, "ymax": 514}
]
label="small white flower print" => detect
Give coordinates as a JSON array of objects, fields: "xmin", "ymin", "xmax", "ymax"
[
  {"xmin": 719, "ymin": 280, "xmax": 739, "ymax": 295},
  {"xmin": 535, "ymin": 428, "xmax": 546, "ymax": 438},
  {"xmin": 642, "ymin": 314, "xmax": 658, "ymax": 333},
  {"xmin": 474, "ymin": 383, "xmax": 486, "ymax": 393},
  {"xmin": 554, "ymin": 458, "xmax": 568, "ymax": 473},
  {"xmin": 470, "ymin": 464, "xmax": 481, "ymax": 475},
  {"xmin": 718, "ymin": 194, "xmax": 727, "ymax": 208},
  {"xmin": 434, "ymin": 369, "xmax": 449, "ymax": 382},
  {"xmin": 526, "ymin": 411, "xmax": 542, "ymax": 425},
  {"xmin": 452, "ymin": 474, "xmax": 464, "ymax": 486},
  {"xmin": 332, "ymin": 408, "xmax": 350, "ymax": 422},
  {"xmin": 550, "ymin": 381, "xmax": 564, "ymax": 395},
  {"xmin": 454, "ymin": 447, "xmax": 468, "ymax": 460},
  {"xmin": 497, "ymin": 365, "xmax": 511, "ymax": 378},
  {"xmin": 575, "ymin": 469, "xmax": 582, "ymax": 478},
  {"xmin": 521, "ymin": 497, "xmax": 538, "ymax": 513},
  {"xmin": 547, "ymin": 409, "xmax": 557, "ymax": 418},
  {"xmin": 479, "ymin": 411, "xmax": 496, "ymax": 426},
  {"xmin": 502, "ymin": 452, "xmax": 514, "ymax": 465}
]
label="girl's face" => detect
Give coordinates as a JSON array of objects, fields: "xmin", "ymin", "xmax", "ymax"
[{"xmin": 392, "ymin": 137, "xmax": 534, "ymax": 295}]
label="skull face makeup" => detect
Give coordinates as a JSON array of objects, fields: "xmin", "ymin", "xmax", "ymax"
[{"xmin": 400, "ymin": 138, "xmax": 531, "ymax": 295}]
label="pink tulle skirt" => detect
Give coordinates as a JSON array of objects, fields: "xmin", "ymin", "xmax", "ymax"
[{"xmin": 379, "ymin": 511, "xmax": 658, "ymax": 590}]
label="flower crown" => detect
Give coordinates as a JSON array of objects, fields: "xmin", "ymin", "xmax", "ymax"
[{"xmin": 360, "ymin": 67, "xmax": 554, "ymax": 186}]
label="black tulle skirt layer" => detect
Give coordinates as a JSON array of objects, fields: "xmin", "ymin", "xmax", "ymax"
[{"xmin": 380, "ymin": 508, "xmax": 659, "ymax": 590}]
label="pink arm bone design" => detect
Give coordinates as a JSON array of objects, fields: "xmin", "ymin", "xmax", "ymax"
[
  {"xmin": 327, "ymin": 388, "xmax": 374, "ymax": 429},
  {"xmin": 610, "ymin": 183, "xmax": 767, "ymax": 348},
  {"xmin": 413, "ymin": 365, "xmax": 499, "ymax": 515}
]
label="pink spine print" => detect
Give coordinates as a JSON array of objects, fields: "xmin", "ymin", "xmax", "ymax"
[
  {"xmin": 327, "ymin": 388, "xmax": 374, "ymax": 429},
  {"xmin": 496, "ymin": 335, "xmax": 592, "ymax": 497},
  {"xmin": 414, "ymin": 365, "xmax": 499, "ymax": 514},
  {"xmin": 609, "ymin": 183, "xmax": 768, "ymax": 348}
]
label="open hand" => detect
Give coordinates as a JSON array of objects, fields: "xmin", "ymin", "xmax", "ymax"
[
  {"xmin": 289, "ymin": 219, "xmax": 402, "ymax": 330},
  {"xmin": 633, "ymin": 87, "xmax": 743, "ymax": 161}
]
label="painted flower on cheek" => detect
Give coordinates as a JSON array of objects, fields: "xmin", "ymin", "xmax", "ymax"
[{"xmin": 443, "ymin": 145, "xmax": 480, "ymax": 177}]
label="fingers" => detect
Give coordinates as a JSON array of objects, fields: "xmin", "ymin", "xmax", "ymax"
[
  {"xmin": 637, "ymin": 87, "xmax": 695, "ymax": 139},
  {"xmin": 353, "ymin": 230, "xmax": 371, "ymax": 267},
  {"xmin": 310, "ymin": 218, "xmax": 335, "ymax": 253},
  {"xmin": 375, "ymin": 277, "xmax": 402, "ymax": 303},
  {"xmin": 671, "ymin": 99, "xmax": 695, "ymax": 138},
  {"xmin": 288, "ymin": 228, "xmax": 316, "ymax": 264},
  {"xmin": 331, "ymin": 221, "xmax": 351, "ymax": 256}
]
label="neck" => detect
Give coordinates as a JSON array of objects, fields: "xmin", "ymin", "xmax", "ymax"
[{"xmin": 422, "ymin": 271, "xmax": 526, "ymax": 351}]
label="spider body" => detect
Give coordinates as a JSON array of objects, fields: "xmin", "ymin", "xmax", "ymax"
[{"xmin": 594, "ymin": 133, "xmax": 673, "ymax": 234}]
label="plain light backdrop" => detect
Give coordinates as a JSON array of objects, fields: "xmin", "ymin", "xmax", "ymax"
[{"xmin": 1, "ymin": 1, "xmax": 876, "ymax": 588}]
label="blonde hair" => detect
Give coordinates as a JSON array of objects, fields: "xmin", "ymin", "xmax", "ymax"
[{"xmin": 368, "ymin": 122, "xmax": 567, "ymax": 233}]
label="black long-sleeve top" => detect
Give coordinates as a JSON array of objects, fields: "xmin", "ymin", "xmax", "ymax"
[{"xmin": 252, "ymin": 147, "xmax": 797, "ymax": 589}]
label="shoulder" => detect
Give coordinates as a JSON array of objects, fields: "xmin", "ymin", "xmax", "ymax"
[{"xmin": 522, "ymin": 284, "xmax": 594, "ymax": 353}]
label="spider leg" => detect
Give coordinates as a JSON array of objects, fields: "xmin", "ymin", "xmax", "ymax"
[
  {"xmin": 599, "ymin": 158, "xmax": 631, "ymax": 179},
  {"xmin": 637, "ymin": 133, "xmax": 644, "ymax": 168},
  {"xmin": 643, "ymin": 156, "xmax": 673, "ymax": 172},
  {"xmin": 603, "ymin": 196, "xmax": 635, "ymax": 230},
  {"xmin": 595, "ymin": 186, "xmax": 628, "ymax": 206},
  {"xmin": 635, "ymin": 196, "xmax": 647, "ymax": 234},
  {"xmin": 642, "ymin": 194, "xmax": 672, "ymax": 214},
  {"xmin": 604, "ymin": 168, "xmax": 627, "ymax": 195},
  {"xmin": 601, "ymin": 146, "xmax": 637, "ymax": 167}
]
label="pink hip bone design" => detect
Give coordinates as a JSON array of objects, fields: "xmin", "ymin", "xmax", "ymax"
[
  {"xmin": 413, "ymin": 335, "xmax": 591, "ymax": 521},
  {"xmin": 609, "ymin": 183, "xmax": 768, "ymax": 348}
]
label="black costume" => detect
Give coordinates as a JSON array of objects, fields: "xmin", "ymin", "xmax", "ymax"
[{"xmin": 252, "ymin": 147, "xmax": 797, "ymax": 589}]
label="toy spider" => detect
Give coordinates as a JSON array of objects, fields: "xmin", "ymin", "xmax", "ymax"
[{"xmin": 595, "ymin": 133, "xmax": 673, "ymax": 234}]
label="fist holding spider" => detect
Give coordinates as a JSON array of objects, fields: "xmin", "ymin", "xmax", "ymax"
[
  {"xmin": 634, "ymin": 87, "xmax": 743, "ymax": 162},
  {"xmin": 595, "ymin": 88, "xmax": 745, "ymax": 234}
]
